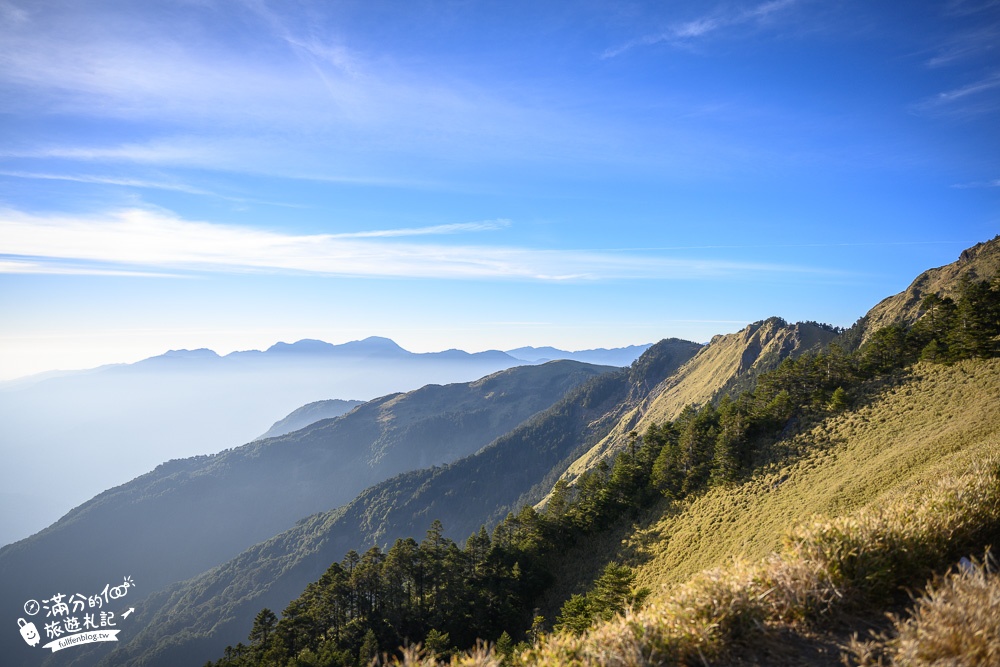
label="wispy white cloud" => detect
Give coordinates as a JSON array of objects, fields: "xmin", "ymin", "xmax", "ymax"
[
  {"xmin": 0, "ymin": 2, "xmax": 594, "ymax": 174},
  {"xmin": 0, "ymin": 208, "xmax": 818, "ymax": 282},
  {"xmin": 2, "ymin": 141, "xmax": 222, "ymax": 167},
  {"xmin": 0, "ymin": 1, "xmax": 812, "ymax": 188},
  {"xmin": 0, "ymin": 258, "xmax": 178, "ymax": 278},
  {"xmin": 943, "ymin": 0, "xmax": 1000, "ymax": 17},
  {"xmin": 0, "ymin": 170, "xmax": 309, "ymax": 208},
  {"xmin": 0, "ymin": 140, "xmax": 449, "ymax": 190},
  {"xmin": 0, "ymin": 171, "xmax": 218, "ymax": 196},
  {"xmin": 932, "ymin": 75, "xmax": 1000, "ymax": 103},
  {"xmin": 602, "ymin": 0, "xmax": 798, "ymax": 58},
  {"xmin": 329, "ymin": 220, "xmax": 511, "ymax": 238},
  {"xmin": 951, "ymin": 178, "xmax": 1000, "ymax": 188},
  {"xmin": 0, "ymin": 0, "xmax": 27, "ymax": 24},
  {"xmin": 913, "ymin": 72, "xmax": 1000, "ymax": 116},
  {"xmin": 926, "ymin": 25, "xmax": 1000, "ymax": 67}
]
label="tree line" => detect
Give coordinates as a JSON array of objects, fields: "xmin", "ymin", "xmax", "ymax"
[{"xmin": 208, "ymin": 277, "xmax": 1000, "ymax": 666}]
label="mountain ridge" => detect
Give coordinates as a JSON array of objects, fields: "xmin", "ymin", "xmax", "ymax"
[
  {"xmin": 0, "ymin": 361, "xmax": 617, "ymax": 667},
  {"xmin": 8, "ymin": 238, "xmax": 1000, "ymax": 667},
  {"xmin": 3, "ymin": 338, "xmax": 655, "ymax": 387},
  {"xmin": 548, "ymin": 317, "xmax": 838, "ymax": 493},
  {"xmin": 1, "ymin": 337, "xmax": 584, "ymax": 545},
  {"xmin": 256, "ymin": 399, "xmax": 366, "ymax": 440},
  {"xmin": 139, "ymin": 236, "xmax": 1000, "ymax": 667},
  {"xmin": 848, "ymin": 235, "xmax": 1000, "ymax": 347},
  {"xmin": 82, "ymin": 340, "xmax": 703, "ymax": 667}
]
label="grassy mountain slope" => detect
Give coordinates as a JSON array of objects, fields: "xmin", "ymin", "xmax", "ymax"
[
  {"xmin": 0, "ymin": 361, "xmax": 613, "ymax": 667},
  {"xmin": 545, "ymin": 358, "xmax": 1000, "ymax": 613},
  {"xmin": 86, "ymin": 340, "xmax": 701, "ymax": 667},
  {"xmin": 193, "ymin": 237, "xmax": 1000, "ymax": 667},
  {"xmin": 554, "ymin": 318, "xmax": 836, "ymax": 490},
  {"xmin": 849, "ymin": 235, "xmax": 1000, "ymax": 346},
  {"xmin": 525, "ymin": 357, "xmax": 1000, "ymax": 666}
]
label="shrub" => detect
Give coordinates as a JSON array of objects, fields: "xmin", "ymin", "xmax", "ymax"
[{"xmin": 850, "ymin": 556, "xmax": 1000, "ymax": 666}]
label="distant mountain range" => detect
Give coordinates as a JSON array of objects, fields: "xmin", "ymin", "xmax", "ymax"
[
  {"xmin": 6, "ymin": 239, "xmax": 998, "ymax": 667},
  {"xmin": 85, "ymin": 238, "xmax": 1000, "ymax": 667},
  {"xmin": 0, "ymin": 361, "xmax": 617, "ymax": 667},
  {"xmin": 93, "ymin": 321, "xmax": 819, "ymax": 667},
  {"xmin": 0, "ymin": 339, "xmax": 650, "ymax": 546},
  {"xmin": 505, "ymin": 344, "xmax": 653, "ymax": 367},
  {"xmin": 47, "ymin": 339, "xmax": 701, "ymax": 667}
]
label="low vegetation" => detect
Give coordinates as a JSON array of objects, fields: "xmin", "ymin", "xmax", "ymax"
[
  {"xmin": 850, "ymin": 555, "xmax": 1000, "ymax": 666},
  {"xmin": 517, "ymin": 458, "xmax": 1000, "ymax": 666},
  {"xmin": 207, "ymin": 277, "xmax": 1000, "ymax": 667}
]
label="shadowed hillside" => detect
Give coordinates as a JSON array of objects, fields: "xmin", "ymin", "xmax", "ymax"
[
  {"xmin": 0, "ymin": 336, "xmax": 529, "ymax": 545},
  {"xmin": 0, "ymin": 361, "xmax": 617, "ymax": 667},
  {"xmin": 257, "ymin": 399, "xmax": 364, "ymax": 439},
  {"xmin": 80, "ymin": 340, "xmax": 702, "ymax": 667}
]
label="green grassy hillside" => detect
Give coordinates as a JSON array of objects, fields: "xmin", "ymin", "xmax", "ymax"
[
  {"xmin": 523, "ymin": 453, "xmax": 1000, "ymax": 667},
  {"xmin": 531, "ymin": 358, "xmax": 999, "ymax": 627},
  {"xmin": 390, "ymin": 358, "xmax": 1000, "ymax": 667}
]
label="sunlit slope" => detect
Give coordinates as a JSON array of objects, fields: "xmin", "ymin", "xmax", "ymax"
[
  {"xmin": 627, "ymin": 357, "xmax": 1000, "ymax": 595},
  {"xmin": 554, "ymin": 318, "xmax": 835, "ymax": 488},
  {"xmin": 857, "ymin": 235, "xmax": 1000, "ymax": 344}
]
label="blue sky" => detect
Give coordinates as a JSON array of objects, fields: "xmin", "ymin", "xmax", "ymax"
[{"xmin": 1, "ymin": 0, "xmax": 998, "ymax": 380}]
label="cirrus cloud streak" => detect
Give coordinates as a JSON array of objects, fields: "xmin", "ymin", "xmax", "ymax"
[{"xmin": 0, "ymin": 208, "xmax": 816, "ymax": 282}]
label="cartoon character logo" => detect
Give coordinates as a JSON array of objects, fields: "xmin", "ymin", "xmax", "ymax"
[{"xmin": 18, "ymin": 618, "xmax": 40, "ymax": 647}]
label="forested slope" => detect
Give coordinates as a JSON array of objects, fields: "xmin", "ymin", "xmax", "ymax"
[
  {"xmin": 85, "ymin": 340, "xmax": 701, "ymax": 667},
  {"xmin": 1, "ymin": 360, "xmax": 616, "ymax": 667},
  {"xmin": 848, "ymin": 235, "xmax": 1000, "ymax": 346},
  {"xmin": 200, "ymin": 243, "xmax": 1000, "ymax": 667}
]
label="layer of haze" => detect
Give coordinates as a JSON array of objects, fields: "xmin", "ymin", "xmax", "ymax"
[{"xmin": 0, "ymin": 0, "xmax": 998, "ymax": 546}]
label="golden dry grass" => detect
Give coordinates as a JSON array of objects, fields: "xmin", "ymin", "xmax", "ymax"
[
  {"xmin": 388, "ymin": 456, "xmax": 1000, "ymax": 667},
  {"xmin": 849, "ymin": 557, "xmax": 1000, "ymax": 666},
  {"xmin": 629, "ymin": 359, "xmax": 1000, "ymax": 596},
  {"xmin": 386, "ymin": 358, "xmax": 1000, "ymax": 667},
  {"xmin": 515, "ymin": 458, "xmax": 1000, "ymax": 667},
  {"xmin": 538, "ymin": 359, "xmax": 1000, "ymax": 629}
]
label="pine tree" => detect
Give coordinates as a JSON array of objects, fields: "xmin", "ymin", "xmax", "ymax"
[
  {"xmin": 358, "ymin": 628, "xmax": 378, "ymax": 667},
  {"xmin": 424, "ymin": 628, "xmax": 451, "ymax": 660},
  {"xmin": 495, "ymin": 631, "xmax": 515, "ymax": 665},
  {"xmin": 828, "ymin": 386, "xmax": 849, "ymax": 412},
  {"xmin": 248, "ymin": 608, "xmax": 277, "ymax": 649}
]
